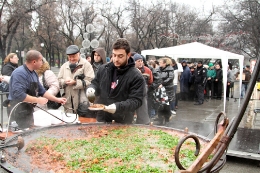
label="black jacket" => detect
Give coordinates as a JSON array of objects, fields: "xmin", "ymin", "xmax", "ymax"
[
  {"xmin": 194, "ymin": 66, "xmax": 207, "ymax": 85},
  {"xmin": 215, "ymin": 68, "xmax": 223, "ymax": 82},
  {"xmin": 158, "ymin": 65, "xmax": 174, "ymax": 100},
  {"xmin": 89, "ymin": 57, "xmax": 145, "ymax": 123},
  {"xmin": 1, "ymin": 62, "xmax": 18, "ymax": 76}
]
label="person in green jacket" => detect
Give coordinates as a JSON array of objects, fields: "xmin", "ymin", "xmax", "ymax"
[{"xmin": 206, "ymin": 62, "xmax": 216, "ymax": 99}]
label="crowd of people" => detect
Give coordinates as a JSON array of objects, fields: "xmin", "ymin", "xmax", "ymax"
[{"xmin": 0, "ymin": 38, "xmax": 252, "ymax": 129}]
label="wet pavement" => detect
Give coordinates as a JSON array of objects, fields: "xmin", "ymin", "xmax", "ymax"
[{"xmin": 164, "ymin": 96, "xmax": 260, "ymax": 161}]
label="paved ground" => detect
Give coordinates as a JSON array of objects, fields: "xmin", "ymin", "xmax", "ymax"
[{"xmin": 1, "ymin": 66, "xmax": 260, "ymax": 172}]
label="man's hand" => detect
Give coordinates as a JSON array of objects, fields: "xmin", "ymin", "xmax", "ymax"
[
  {"xmin": 37, "ymin": 97, "xmax": 48, "ymax": 105},
  {"xmin": 104, "ymin": 104, "xmax": 116, "ymax": 114},
  {"xmin": 56, "ymin": 97, "xmax": 67, "ymax": 105},
  {"xmin": 65, "ymin": 79, "xmax": 76, "ymax": 86}
]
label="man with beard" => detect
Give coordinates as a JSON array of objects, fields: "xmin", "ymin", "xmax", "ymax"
[{"xmin": 86, "ymin": 38, "xmax": 146, "ymax": 124}]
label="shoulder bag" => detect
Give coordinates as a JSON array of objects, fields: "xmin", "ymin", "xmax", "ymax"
[{"xmin": 75, "ymin": 74, "xmax": 90, "ymax": 116}]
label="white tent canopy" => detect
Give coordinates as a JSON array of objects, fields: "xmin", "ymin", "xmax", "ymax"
[{"xmin": 141, "ymin": 42, "xmax": 244, "ymax": 111}]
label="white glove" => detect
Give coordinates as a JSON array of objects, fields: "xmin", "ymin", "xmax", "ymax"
[
  {"xmin": 104, "ymin": 104, "xmax": 116, "ymax": 114},
  {"xmin": 86, "ymin": 88, "xmax": 95, "ymax": 97}
]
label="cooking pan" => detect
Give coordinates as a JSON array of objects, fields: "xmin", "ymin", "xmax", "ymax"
[{"xmin": 0, "ymin": 122, "xmax": 224, "ymax": 173}]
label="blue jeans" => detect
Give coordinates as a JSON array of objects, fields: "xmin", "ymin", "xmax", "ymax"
[{"xmin": 241, "ymin": 83, "xmax": 248, "ymax": 98}]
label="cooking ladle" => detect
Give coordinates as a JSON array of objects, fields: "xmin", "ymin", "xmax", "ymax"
[
  {"xmin": 87, "ymin": 93, "xmax": 95, "ymax": 104},
  {"xmin": 0, "ymin": 136, "xmax": 24, "ymax": 151}
]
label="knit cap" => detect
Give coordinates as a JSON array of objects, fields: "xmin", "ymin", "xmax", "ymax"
[{"xmin": 133, "ymin": 53, "xmax": 143, "ymax": 61}]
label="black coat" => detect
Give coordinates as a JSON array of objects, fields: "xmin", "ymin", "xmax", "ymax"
[
  {"xmin": 1, "ymin": 62, "xmax": 18, "ymax": 76},
  {"xmin": 194, "ymin": 66, "xmax": 207, "ymax": 85},
  {"xmin": 158, "ymin": 65, "xmax": 175, "ymax": 101},
  {"xmin": 89, "ymin": 57, "xmax": 146, "ymax": 123},
  {"xmin": 215, "ymin": 68, "xmax": 223, "ymax": 82}
]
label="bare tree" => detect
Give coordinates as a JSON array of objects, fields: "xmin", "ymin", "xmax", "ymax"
[
  {"xmin": 0, "ymin": 0, "xmax": 56, "ymax": 64},
  {"xmin": 217, "ymin": 0, "xmax": 260, "ymax": 59}
]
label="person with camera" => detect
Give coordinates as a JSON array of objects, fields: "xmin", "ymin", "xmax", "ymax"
[{"xmin": 58, "ymin": 45, "xmax": 94, "ymax": 114}]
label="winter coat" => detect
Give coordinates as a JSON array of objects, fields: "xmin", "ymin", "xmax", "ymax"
[
  {"xmin": 207, "ymin": 69, "xmax": 216, "ymax": 79},
  {"xmin": 58, "ymin": 58, "xmax": 94, "ymax": 112},
  {"xmin": 194, "ymin": 66, "xmax": 207, "ymax": 85},
  {"xmin": 173, "ymin": 63, "xmax": 183, "ymax": 86},
  {"xmin": 215, "ymin": 68, "xmax": 223, "ymax": 82},
  {"xmin": 1, "ymin": 62, "xmax": 18, "ymax": 76},
  {"xmin": 138, "ymin": 65, "xmax": 153, "ymax": 86},
  {"xmin": 158, "ymin": 65, "xmax": 175, "ymax": 101},
  {"xmin": 242, "ymin": 69, "xmax": 251, "ymax": 83},
  {"xmin": 89, "ymin": 57, "xmax": 145, "ymax": 124},
  {"xmin": 180, "ymin": 65, "xmax": 191, "ymax": 93},
  {"xmin": 91, "ymin": 48, "xmax": 107, "ymax": 74},
  {"xmin": 227, "ymin": 70, "xmax": 232, "ymax": 83}
]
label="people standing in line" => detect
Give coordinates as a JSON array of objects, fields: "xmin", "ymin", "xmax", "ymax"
[
  {"xmin": 148, "ymin": 60, "xmax": 161, "ymax": 119},
  {"xmin": 179, "ymin": 60, "xmax": 190, "ymax": 101},
  {"xmin": 230, "ymin": 65, "xmax": 238, "ymax": 98},
  {"xmin": 214, "ymin": 63, "xmax": 223, "ymax": 100},
  {"xmin": 155, "ymin": 57, "xmax": 174, "ymax": 125},
  {"xmin": 132, "ymin": 53, "xmax": 152, "ymax": 124},
  {"xmin": 189, "ymin": 65, "xmax": 196, "ymax": 101},
  {"xmin": 226, "ymin": 63, "xmax": 233, "ymax": 101},
  {"xmin": 58, "ymin": 45, "xmax": 94, "ymax": 113},
  {"xmin": 237, "ymin": 65, "xmax": 251, "ymax": 98},
  {"xmin": 194, "ymin": 61, "xmax": 207, "ymax": 105},
  {"xmin": 171, "ymin": 59, "xmax": 183, "ymax": 114},
  {"xmin": 90, "ymin": 48, "xmax": 107, "ymax": 74},
  {"xmin": 206, "ymin": 62, "xmax": 216, "ymax": 99},
  {"xmin": 8, "ymin": 50, "xmax": 67, "ymax": 129},
  {"xmin": 86, "ymin": 38, "xmax": 146, "ymax": 124},
  {"xmin": 35, "ymin": 58, "xmax": 60, "ymax": 109}
]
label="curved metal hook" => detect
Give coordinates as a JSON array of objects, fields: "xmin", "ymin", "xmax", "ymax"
[
  {"xmin": 175, "ymin": 134, "xmax": 201, "ymax": 170},
  {"xmin": 214, "ymin": 112, "xmax": 228, "ymax": 135}
]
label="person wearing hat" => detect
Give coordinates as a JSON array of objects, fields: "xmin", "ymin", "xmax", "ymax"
[
  {"xmin": 179, "ymin": 60, "xmax": 190, "ymax": 101},
  {"xmin": 194, "ymin": 61, "xmax": 207, "ymax": 105},
  {"xmin": 90, "ymin": 47, "xmax": 107, "ymax": 74},
  {"xmin": 7, "ymin": 50, "xmax": 67, "ymax": 129},
  {"xmin": 132, "ymin": 53, "xmax": 153, "ymax": 124},
  {"xmin": 58, "ymin": 45, "xmax": 94, "ymax": 114},
  {"xmin": 206, "ymin": 62, "xmax": 216, "ymax": 99}
]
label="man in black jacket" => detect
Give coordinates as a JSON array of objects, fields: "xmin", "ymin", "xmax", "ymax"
[
  {"xmin": 86, "ymin": 38, "xmax": 146, "ymax": 124},
  {"xmin": 194, "ymin": 61, "xmax": 207, "ymax": 105}
]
